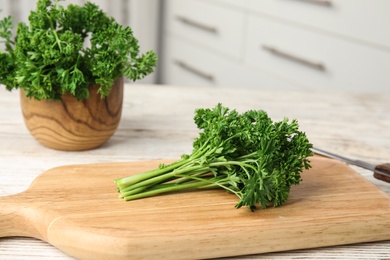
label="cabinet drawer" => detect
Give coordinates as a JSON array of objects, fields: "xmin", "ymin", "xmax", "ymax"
[
  {"xmin": 245, "ymin": 16, "xmax": 390, "ymax": 92},
  {"xmin": 246, "ymin": 0, "xmax": 390, "ymax": 48},
  {"xmin": 164, "ymin": 0, "xmax": 245, "ymax": 59},
  {"xmin": 161, "ymin": 36, "xmax": 297, "ymax": 90}
]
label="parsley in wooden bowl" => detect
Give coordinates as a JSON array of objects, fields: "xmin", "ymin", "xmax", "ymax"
[{"xmin": 0, "ymin": 0, "xmax": 157, "ymax": 150}]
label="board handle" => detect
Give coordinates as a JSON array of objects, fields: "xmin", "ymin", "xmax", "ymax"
[{"xmin": 0, "ymin": 193, "xmax": 47, "ymax": 240}]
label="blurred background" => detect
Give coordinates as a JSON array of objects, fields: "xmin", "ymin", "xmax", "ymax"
[{"xmin": 1, "ymin": 0, "xmax": 390, "ymax": 92}]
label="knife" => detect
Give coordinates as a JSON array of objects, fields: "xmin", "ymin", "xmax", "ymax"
[{"xmin": 311, "ymin": 147, "xmax": 390, "ymax": 183}]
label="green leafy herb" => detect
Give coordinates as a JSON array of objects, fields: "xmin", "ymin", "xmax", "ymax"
[
  {"xmin": 0, "ymin": 14, "xmax": 15, "ymax": 90},
  {"xmin": 0, "ymin": 0, "xmax": 157, "ymax": 101},
  {"xmin": 115, "ymin": 104, "xmax": 313, "ymax": 211}
]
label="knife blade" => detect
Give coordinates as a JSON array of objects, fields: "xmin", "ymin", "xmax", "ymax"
[{"xmin": 311, "ymin": 147, "xmax": 390, "ymax": 183}]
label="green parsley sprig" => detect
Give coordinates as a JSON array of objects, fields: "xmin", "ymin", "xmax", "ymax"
[
  {"xmin": 0, "ymin": 0, "xmax": 157, "ymax": 101},
  {"xmin": 115, "ymin": 104, "xmax": 313, "ymax": 211}
]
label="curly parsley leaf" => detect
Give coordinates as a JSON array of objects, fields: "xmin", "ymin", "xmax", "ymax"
[
  {"xmin": 0, "ymin": 0, "xmax": 157, "ymax": 101},
  {"xmin": 0, "ymin": 14, "xmax": 15, "ymax": 89}
]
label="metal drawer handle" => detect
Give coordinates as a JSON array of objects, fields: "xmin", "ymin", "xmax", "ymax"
[
  {"xmin": 176, "ymin": 15, "xmax": 218, "ymax": 34},
  {"xmin": 262, "ymin": 44, "xmax": 326, "ymax": 71},
  {"xmin": 290, "ymin": 0, "xmax": 332, "ymax": 6},
  {"xmin": 174, "ymin": 60, "xmax": 215, "ymax": 82}
]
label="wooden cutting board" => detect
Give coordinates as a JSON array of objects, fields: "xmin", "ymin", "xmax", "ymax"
[{"xmin": 1, "ymin": 157, "xmax": 390, "ymax": 260}]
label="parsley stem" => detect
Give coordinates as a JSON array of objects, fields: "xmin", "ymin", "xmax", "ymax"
[
  {"xmin": 114, "ymin": 158, "xmax": 190, "ymax": 189},
  {"xmin": 46, "ymin": 14, "xmax": 62, "ymax": 52},
  {"xmin": 122, "ymin": 178, "xmax": 219, "ymax": 201},
  {"xmin": 120, "ymin": 165, "xmax": 213, "ymax": 193}
]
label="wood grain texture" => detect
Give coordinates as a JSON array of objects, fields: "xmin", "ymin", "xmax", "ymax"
[
  {"xmin": 1, "ymin": 157, "xmax": 390, "ymax": 260},
  {"xmin": 19, "ymin": 77, "xmax": 124, "ymax": 151}
]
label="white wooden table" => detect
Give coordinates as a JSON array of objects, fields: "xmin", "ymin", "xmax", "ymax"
[{"xmin": 1, "ymin": 84, "xmax": 390, "ymax": 259}]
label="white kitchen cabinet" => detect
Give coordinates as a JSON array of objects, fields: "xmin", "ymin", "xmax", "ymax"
[
  {"xmin": 163, "ymin": 0, "xmax": 245, "ymax": 59},
  {"xmin": 161, "ymin": 37, "xmax": 299, "ymax": 90},
  {"xmin": 161, "ymin": 0, "xmax": 390, "ymax": 92},
  {"xmin": 246, "ymin": 15, "xmax": 390, "ymax": 92},
  {"xmin": 246, "ymin": 0, "xmax": 390, "ymax": 49}
]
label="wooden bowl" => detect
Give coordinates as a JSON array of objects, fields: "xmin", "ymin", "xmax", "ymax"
[{"xmin": 20, "ymin": 77, "xmax": 124, "ymax": 151}]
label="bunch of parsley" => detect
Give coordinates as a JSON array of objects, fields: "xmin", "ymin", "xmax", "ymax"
[
  {"xmin": 0, "ymin": 0, "xmax": 157, "ymax": 101},
  {"xmin": 115, "ymin": 104, "xmax": 313, "ymax": 211}
]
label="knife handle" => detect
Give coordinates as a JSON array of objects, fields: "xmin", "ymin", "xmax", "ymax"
[{"xmin": 373, "ymin": 163, "xmax": 390, "ymax": 183}]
